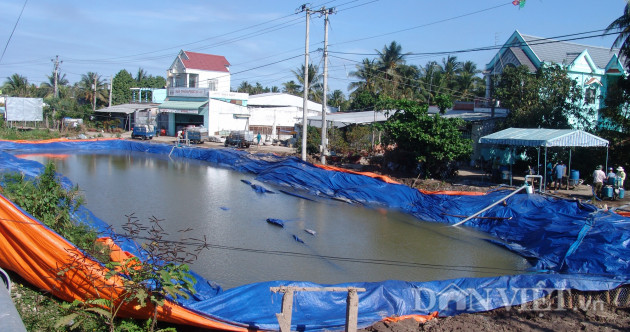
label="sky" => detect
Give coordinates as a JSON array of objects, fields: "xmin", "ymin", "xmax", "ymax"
[{"xmin": 0, "ymin": 0, "xmax": 627, "ymax": 96}]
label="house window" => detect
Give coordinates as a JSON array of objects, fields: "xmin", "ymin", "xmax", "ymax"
[
  {"xmin": 188, "ymin": 74, "xmax": 199, "ymax": 88},
  {"xmin": 585, "ymin": 88, "xmax": 596, "ymax": 105},
  {"xmin": 208, "ymin": 79, "xmax": 218, "ymax": 91}
]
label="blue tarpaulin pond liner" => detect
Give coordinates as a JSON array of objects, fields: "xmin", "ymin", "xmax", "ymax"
[{"xmin": 0, "ymin": 139, "xmax": 628, "ymax": 330}]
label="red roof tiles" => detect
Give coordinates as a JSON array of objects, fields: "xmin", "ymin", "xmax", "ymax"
[{"xmin": 180, "ymin": 51, "xmax": 230, "ymax": 72}]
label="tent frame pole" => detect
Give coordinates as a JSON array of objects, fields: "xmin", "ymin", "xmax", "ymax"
[{"xmin": 543, "ymin": 146, "xmax": 548, "ymax": 192}]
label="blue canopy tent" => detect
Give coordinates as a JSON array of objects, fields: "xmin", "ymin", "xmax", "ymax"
[{"xmin": 479, "ymin": 128, "xmax": 609, "ymax": 190}]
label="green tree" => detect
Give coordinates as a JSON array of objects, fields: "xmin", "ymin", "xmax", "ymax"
[
  {"xmin": 375, "ymin": 41, "xmax": 408, "ymax": 96},
  {"xmin": 282, "ymin": 80, "xmax": 301, "ymax": 96},
  {"xmin": 378, "ymin": 97, "xmax": 472, "ymax": 179},
  {"xmin": 328, "ymin": 89, "xmax": 348, "ymax": 111},
  {"xmin": 40, "ymin": 71, "xmax": 69, "ymax": 98},
  {"xmin": 349, "ymin": 89, "xmax": 379, "ymax": 111},
  {"xmin": 495, "ymin": 64, "xmax": 585, "ymax": 129},
  {"xmin": 457, "ymin": 61, "xmax": 484, "ymax": 100},
  {"xmin": 78, "ymin": 72, "xmax": 108, "ymax": 112},
  {"xmin": 3, "ymin": 74, "xmax": 31, "ymax": 97},
  {"xmin": 434, "ymin": 94, "xmax": 453, "ymax": 114},
  {"xmin": 348, "ymin": 58, "xmax": 379, "ymax": 95},
  {"xmin": 441, "ymin": 55, "xmax": 461, "ymax": 92},
  {"xmin": 292, "ymin": 63, "xmax": 323, "ymax": 102},
  {"xmin": 420, "ymin": 61, "xmax": 443, "ymax": 105},
  {"xmin": 606, "ymin": 1, "xmax": 630, "ymax": 66},
  {"xmin": 112, "ymin": 69, "xmax": 134, "ymax": 105}
]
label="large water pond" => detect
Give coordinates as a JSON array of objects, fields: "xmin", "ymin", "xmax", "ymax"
[{"xmin": 17, "ymin": 150, "xmax": 529, "ymax": 289}]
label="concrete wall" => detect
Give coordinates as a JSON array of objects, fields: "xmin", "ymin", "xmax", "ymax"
[{"xmin": 206, "ymin": 99, "xmax": 249, "ymax": 135}]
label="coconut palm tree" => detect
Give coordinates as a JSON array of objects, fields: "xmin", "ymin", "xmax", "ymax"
[
  {"xmin": 348, "ymin": 58, "xmax": 379, "ymax": 94},
  {"xmin": 375, "ymin": 41, "xmax": 409, "ymax": 95},
  {"xmin": 420, "ymin": 61, "xmax": 443, "ymax": 104},
  {"xmin": 457, "ymin": 61, "xmax": 483, "ymax": 100},
  {"xmin": 136, "ymin": 68, "xmax": 147, "ymax": 85},
  {"xmin": 328, "ymin": 89, "xmax": 347, "ymax": 111},
  {"xmin": 282, "ymin": 80, "xmax": 300, "ymax": 96},
  {"xmin": 606, "ymin": 1, "xmax": 630, "ymax": 65},
  {"xmin": 40, "ymin": 71, "xmax": 69, "ymax": 98},
  {"xmin": 77, "ymin": 72, "xmax": 107, "ymax": 112},
  {"xmin": 292, "ymin": 63, "xmax": 323, "ymax": 102},
  {"xmin": 3, "ymin": 74, "xmax": 31, "ymax": 97},
  {"xmin": 441, "ymin": 55, "xmax": 461, "ymax": 91}
]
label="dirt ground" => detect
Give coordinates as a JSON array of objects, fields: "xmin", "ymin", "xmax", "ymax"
[{"xmin": 90, "ymin": 131, "xmax": 630, "ymax": 331}]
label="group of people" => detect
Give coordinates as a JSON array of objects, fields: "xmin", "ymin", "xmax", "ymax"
[
  {"xmin": 592, "ymin": 165, "xmax": 626, "ymax": 198},
  {"xmin": 544, "ymin": 161, "xmax": 567, "ymax": 190}
]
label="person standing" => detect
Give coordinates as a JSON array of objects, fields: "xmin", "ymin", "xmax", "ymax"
[
  {"xmin": 592, "ymin": 165, "xmax": 606, "ymax": 198},
  {"xmin": 256, "ymin": 132, "xmax": 262, "ymax": 146},
  {"xmin": 553, "ymin": 161, "xmax": 566, "ymax": 190},
  {"xmin": 606, "ymin": 167, "xmax": 617, "ymax": 185},
  {"xmin": 617, "ymin": 166, "xmax": 626, "ymax": 188}
]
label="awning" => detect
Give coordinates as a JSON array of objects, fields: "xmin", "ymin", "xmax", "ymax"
[
  {"xmin": 95, "ymin": 103, "xmax": 158, "ymax": 114},
  {"xmin": 158, "ymin": 100, "xmax": 207, "ymax": 114},
  {"xmin": 479, "ymin": 128, "xmax": 608, "ymax": 147},
  {"xmin": 585, "ymin": 77, "xmax": 603, "ymax": 86}
]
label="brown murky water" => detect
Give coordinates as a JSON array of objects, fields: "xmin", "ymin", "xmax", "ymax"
[{"xmin": 19, "ymin": 151, "xmax": 529, "ymax": 289}]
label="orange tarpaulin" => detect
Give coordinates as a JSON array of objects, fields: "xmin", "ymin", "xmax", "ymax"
[
  {"xmin": 0, "ymin": 138, "xmax": 120, "ymax": 144},
  {"xmin": 0, "ymin": 193, "xmax": 249, "ymax": 331},
  {"xmin": 315, "ymin": 164, "xmax": 486, "ymax": 196},
  {"xmin": 382, "ymin": 311, "xmax": 439, "ymax": 323}
]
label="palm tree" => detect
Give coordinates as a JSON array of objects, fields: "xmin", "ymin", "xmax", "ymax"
[
  {"xmin": 41, "ymin": 71, "xmax": 69, "ymax": 98},
  {"xmin": 441, "ymin": 55, "xmax": 462, "ymax": 92},
  {"xmin": 606, "ymin": 2, "xmax": 630, "ymax": 65},
  {"xmin": 375, "ymin": 41, "xmax": 409, "ymax": 95},
  {"xmin": 328, "ymin": 89, "xmax": 347, "ymax": 111},
  {"xmin": 348, "ymin": 58, "xmax": 379, "ymax": 94},
  {"xmin": 78, "ymin": 72, "xmax": 107, "ymax": 112},
  {"xmin": 136, "ymin": 68, "xmax": 148, "ymax": 85},
  {"xmin": 282, "ymin": 80, "xmax": 300, "ymax": 96},
  {"xmin": 420, "ymin": 62, "xmax": 442, "ymax": 104},
  {"xmin": 395, "ymin": 64, "xmax": 421, "ymax": 100},
  {"xmin": 292, "ymin": 63, "xmax": 323, "ymax": 102},
  {"xmin": 457, "ymin": 61, "xmax": 482, "ymax": 100},
  {"xmin": 237, "ymin": 81, "xmax": 253, "ymax": 93},
  {"xmin": 3, "ymin": 74, "xmax": 30, "ymax": 97}
]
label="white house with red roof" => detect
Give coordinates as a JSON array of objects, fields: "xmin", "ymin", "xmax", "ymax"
[
  {"xmin": 167, "ymin": 50, "xmax": 231, "ymax": 91},
  {"xmin": 156, "ymin": 50, "xmax": 251, "ymax": 136}
]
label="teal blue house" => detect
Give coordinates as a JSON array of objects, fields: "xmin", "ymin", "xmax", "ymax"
[{"xmin": 485, "ymin": 30, "xmax": 626, "ymax": 130}]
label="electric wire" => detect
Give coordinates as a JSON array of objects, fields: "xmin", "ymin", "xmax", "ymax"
[{"xmin": 0, "ymin": 0, "xmax": 28, "ymax": 64}]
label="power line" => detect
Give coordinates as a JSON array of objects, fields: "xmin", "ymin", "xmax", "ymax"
[
  {"xmin": 328, "ymin": 1, "xmax": 513, "ymax": 48},
  {"xmin": 0, "ymin": 0, "xmax": 28, "ymax": 64}
]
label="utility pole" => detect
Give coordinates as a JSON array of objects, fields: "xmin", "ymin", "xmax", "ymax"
[
  {"xmin": 51, "ymin": 55, "xmax": 62, "ymax": 98},
  {"xmin": 299, "ymin": 4, "xmax": 311, "ymax": 161},
  {"xmin": 320, "ymin": 7, "xmax": 334, "ymax": 165},
  {"xmin": 108, "ymin": 75, "xmax": 113, "ymax": 107},
  {"xmin": 92, "ymin": 74, "xmax": 97, "ymax": 113}
]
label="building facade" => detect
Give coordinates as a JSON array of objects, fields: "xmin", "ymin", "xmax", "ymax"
[
  {"xmin": 247, "ymin": 93, "xmax": 334, "ymax": 140},
  {"xmin": 166, "ymin": 50, "xmax": 231, "ymax": 91},
  {"xmin": 485, "ymin": 30, "xmax": 626, "ymax": 129}
]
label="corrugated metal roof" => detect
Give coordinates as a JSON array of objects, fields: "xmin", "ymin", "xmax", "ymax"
[
  {"xmin": 508, "ymin": 46, "xmax": 537, "ymax": 71},
  {"xmin": 479, "ymin": 128, "xmax": 608, "ymax": 147},
  {"xmin": 521, "ymin": 34, "xmax": 620, "ymax": 69},
  {"xmin": 95, "ymin": 103, "xmax": 158, "ymax": 114}
]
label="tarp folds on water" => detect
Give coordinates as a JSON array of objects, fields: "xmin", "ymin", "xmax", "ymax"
[{"xmin": 0, "ymin": 139, "xmax": 629, "ymax": 331}]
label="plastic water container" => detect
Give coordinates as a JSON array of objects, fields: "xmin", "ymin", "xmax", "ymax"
[
  {"xmin": 570, "ymin": 170, "xmax": 579, "ymax": 180},
  {"xmin": 619, "ymin": 188, "xmax": 625, "ymax": 199},
  {"xmin": 603, "ymin": 186, "xmax": 613, "ymax": 198},
  {"xmin": 501, "ymin": 170, "xmax": 510, "ymax": 180}
]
